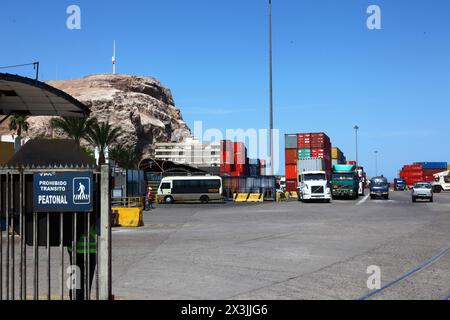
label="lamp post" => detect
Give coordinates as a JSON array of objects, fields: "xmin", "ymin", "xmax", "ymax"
[
  {"xmin": 374, "ymin": 150, "xmax": 379, "ymax": 176},
  {"xmin": 268, "ymin": 0, "xmax": 274, "ymax": 176},
  {"xmin": 354, "ymin": 125, "xmax": 359, "ymax": 167}
]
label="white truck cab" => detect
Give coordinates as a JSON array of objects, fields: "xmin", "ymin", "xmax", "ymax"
[
  {"xmin": 432, "ymin": 170, "xmax": 450, "ymax": 193},
  {"xmin": 298, "ymin": 170, "xmax": 331, "ymax": 202}
]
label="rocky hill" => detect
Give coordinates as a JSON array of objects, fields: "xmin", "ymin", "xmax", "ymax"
[{"xmin": 0, "ymin": 74, "xmax": 191, "ymax": 159}]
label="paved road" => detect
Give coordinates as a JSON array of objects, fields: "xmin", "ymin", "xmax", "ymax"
[{"xmin": 112, "ymin": 191, "xmax": 450, "ymax": 300}]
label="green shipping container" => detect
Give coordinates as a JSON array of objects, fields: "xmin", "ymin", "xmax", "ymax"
[{"xmin": 298, "ymin": 148, "xmax": 311, "ymax": 159}]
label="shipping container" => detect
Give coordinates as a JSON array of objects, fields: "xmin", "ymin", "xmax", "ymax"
[
  {"xmin": 415, "ymin": 162, "xmax": 448, "ymax": 170},
  {"xmin": 297, "ymin": 158, "xmax": 327, "ymax": 173},
  {"xmin": 332, "ymin": 147, "xmax": 343, "ymax": 160},
  {"xmin": 297, "ymin": 133, "xmax": 312, "ymax": 149},
  {"xmin": 285, "ymin": 134, "xmax": 298, "ymax": 149},
  {"xmin": 298, "ymin": 148, "xmax": 311, "ymax": 159},
  {"xmin": 285, "ymin": 179, "xmax": 298, "ymax": 192},
  {"xmin": 285, "ymin": 149, "xmax": 298, "ymax": 165},
  {"xmin": 285, "ymin": 164, "xmax": 298, "ymax": 180}
]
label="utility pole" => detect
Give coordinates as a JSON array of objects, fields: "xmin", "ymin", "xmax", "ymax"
[
  {"xmin": 354, "ymin": 125, "xmax": 359, "ymax": 167},
  {"xmin": 268, "ymin": 0, "xmax": 274, "ymax": 176}
]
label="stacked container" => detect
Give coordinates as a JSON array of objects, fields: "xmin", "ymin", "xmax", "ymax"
[
  {"xmin": 331, "ymin": 147, "xmax": 346, "ymax": 166},
  {"xmin": 284, "ymin": 132, "xmax": 332, "ymax": 191},
  {"xmin": 220, "ymin": 140, "xmax": 234, "ymax": 175},
  {"xmin": 399, "ymin": 162, "xmax": 448, "ymax": 186},
  {"xmin": 220, "ymin": 140, "xmax": 266, "ymax": 177}
]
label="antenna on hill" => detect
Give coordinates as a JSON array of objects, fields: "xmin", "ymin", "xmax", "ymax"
[{"xmin": 112, "ymin": 40, "xmax": 116, "ymax": 74}]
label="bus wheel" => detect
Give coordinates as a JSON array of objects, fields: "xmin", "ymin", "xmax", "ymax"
[
  {"xmin": 164, "ymin": 196, "xmax": 174, "ymax": 204},
  {"xmin": 200, "ymin": 195, "xmax": 210, "ymax": 204}
]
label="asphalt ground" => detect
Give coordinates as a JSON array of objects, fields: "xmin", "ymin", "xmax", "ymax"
[{"xmin": 110, "ymin": 190, "xmax": 450, "ymax": 300}]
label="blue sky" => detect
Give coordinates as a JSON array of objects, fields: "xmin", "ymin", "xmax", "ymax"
[{"xmin": 1, "ymin": 0, "xmax": 450, "ymax": 178}]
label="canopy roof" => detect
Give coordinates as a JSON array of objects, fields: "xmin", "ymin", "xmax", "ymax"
[{"xmin": 0, "ymin": 73, "xmax": 90, "ymax": 117}]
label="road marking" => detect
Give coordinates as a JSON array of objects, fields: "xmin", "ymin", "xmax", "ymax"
[{"xmin": 356, "ymin": 195, "xmax": 370, "ymax": 206}]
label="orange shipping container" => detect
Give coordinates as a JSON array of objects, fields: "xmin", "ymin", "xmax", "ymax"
[
  {"xmin": 285, "ymin": 164, "xmax": 298, "ymax": 180},
  {"xmin": 285, "ymin": 149, "xmax": 298, "ymax": 165}
]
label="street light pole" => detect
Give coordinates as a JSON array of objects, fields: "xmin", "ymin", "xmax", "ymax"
[
  {"xmin": 268, "ymin": 0, "xmax": 274, "ymax": 176},
  {"xmin": 354, "ymin": 125, "xmax": 359, "ymax": 167},
  {"xmin": 374, "ymin": 150, "xmax": 379, "ymax": 176}
]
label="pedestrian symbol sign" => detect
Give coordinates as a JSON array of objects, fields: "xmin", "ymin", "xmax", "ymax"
[{"xmin": 34, "ymin": 172, "xmax": 93, "ymax": 212}]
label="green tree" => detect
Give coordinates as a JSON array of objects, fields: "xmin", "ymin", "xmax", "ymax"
[
  {"xmin": 109, "ymin": 145, "xmax": 140, "ymax": 170},
  {"xmin": 50, "ymin": 117, "xmax": 95, "ymax": 145},
  {"xmin": 9, "ymin": 115, "xmax": 29, "ymax": 137},
  {"xmin": 86, "ymin": 120, "xmax": 122, "ymax": 165}
]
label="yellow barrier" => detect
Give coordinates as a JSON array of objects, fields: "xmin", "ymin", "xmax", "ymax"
[
  {"xmin": 247, "ymin": 193, "xmax": 264, "ymax": 203},
  {"xmin": 234, "ymin": 193, "xmax": 249, "ymax": 202},
  {"xmin": 112, "ymin": 207, "xmax": 144, "ymax": 227},
  {"xmin": 289, "ymin": 192, "xmax": 298, "ymax": 199}
]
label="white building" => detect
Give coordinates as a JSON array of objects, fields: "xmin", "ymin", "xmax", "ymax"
[{"xmin": 155, "ymin": 137, "xmax": 220, "ymax": 167}]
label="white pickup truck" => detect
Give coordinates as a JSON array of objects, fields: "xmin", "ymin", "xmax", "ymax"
[{"xmin": 298, "ymin": 170, "xmax": 332, "ymax": 203}]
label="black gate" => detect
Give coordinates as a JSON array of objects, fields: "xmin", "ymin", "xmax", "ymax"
[{"xmin": 0, "ymin": 165, "xmax": 111, "ymax": 300}]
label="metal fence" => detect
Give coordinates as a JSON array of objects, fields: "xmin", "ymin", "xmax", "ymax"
[{"xmin": 0, "ymin": 165, "xmax": 111, "ymax": 300}]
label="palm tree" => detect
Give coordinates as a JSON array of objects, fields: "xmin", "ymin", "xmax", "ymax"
[
  {"xmin": 109, "ymin": 145, "xmax": 140, "ymax": 169},
  {"xmin": 9, "ymin": 115, "xmax": 29, "ymax": 137},
  {"xmin": 86, "ymin": 120, "xmax": 122, "ymax": 165},
  {"xmin": 50, "ymin": 117, "xmax": 95, "ymax": 145}
]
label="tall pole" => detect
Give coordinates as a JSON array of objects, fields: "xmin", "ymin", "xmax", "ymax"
[
  {"xmin": 269, "ymin": 0, "xmax": 274, "ymax": 176},
  {"xmin": 375, "ymin": 150, "xmax": 379, "ymax": 176},
  {"xmin": 353, "ymin": 125, "xmax": 359, "ymax": 167}
]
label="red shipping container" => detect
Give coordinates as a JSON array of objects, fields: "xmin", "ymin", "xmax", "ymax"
[
  {"xmin": 285, "ymin": 179, "xmax": 298, "ymax": 192},
  {"xmin": 285, "ymin": 164, "xmax": 298, "ymax": 180},
  {"xmin": 423, "ymin": 169, "xmax": 444, "ymax": 176},
  {"xmin": 285, "ymin": 149, "xmax": 298, "ymax": 165},
  {"xmin": 297, "ymin": 134, "xmax": 311, "ymax": 148},
  {"xmin": 221, "ymin": 151, "xmax": 234, "ymax": 164}
]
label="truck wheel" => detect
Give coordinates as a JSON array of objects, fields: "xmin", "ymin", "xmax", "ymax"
[
  {"xmin": 433, "ymin": 186, "xmax": 442, "ymax": 193},
  {"xmin": 430, "ymin": 197, "xmax": 434, "ymax": 203}
]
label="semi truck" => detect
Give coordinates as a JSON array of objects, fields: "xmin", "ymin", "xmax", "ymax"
[
  {"xmin": 298, "ymin": 170, "xmax": 331, "ymax": 202},
  {"xmin": 331, "ymin": 164, "xmax": 359, "ymax": 200},
  {"xmin": 432, "ymin": 170, "xmax": 450, "ymax": 193}
]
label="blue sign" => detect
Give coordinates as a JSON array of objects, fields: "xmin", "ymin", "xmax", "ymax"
[{"xmin": 33, "ymin": 172, "xmax": 93, "ymax": 212}]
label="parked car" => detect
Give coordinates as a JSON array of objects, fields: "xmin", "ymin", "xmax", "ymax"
[
  {"xmin": 412, "ymin": 182, "xmax": 433, "ymax": 202},
  {"xmin": 370, "ymin": 176, "xmax": 390, "ymax": 200}
]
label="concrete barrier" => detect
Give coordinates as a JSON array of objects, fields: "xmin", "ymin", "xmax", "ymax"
[
  {"xmin": 233, "ymin": 193, "xmax": 250, "ymax": 202},
  {"xmin": 247, "ymin": 193, "xmax": 264, "ymax": 203},
  {"xmin": 112, "ymin": 207, "xmax": 144, "ymax": 227}
]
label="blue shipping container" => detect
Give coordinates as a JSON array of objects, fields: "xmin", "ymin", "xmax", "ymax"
[{"xmin": 415, "ymin": 162, "xmax": 448, "ymax": 170}]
